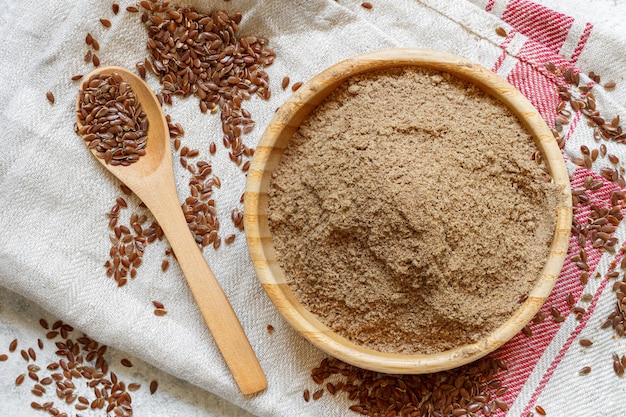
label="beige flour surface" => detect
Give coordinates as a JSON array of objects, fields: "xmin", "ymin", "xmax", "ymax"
[{"xmin": 267, "ymin": 67, "xmax": 561, "ymax": 354}]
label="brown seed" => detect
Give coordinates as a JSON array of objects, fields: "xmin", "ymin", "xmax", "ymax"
[
  {"xmin": 9, "ymin": 339, "xmax": 18, "ymax": 352},
  {"xmin": 128, "ymin": 382, "xmax": 141, "ymax": 391},
  {"xmin": 361, "ymin": 1, "xmax": 373, "ymax": 9},
  {"xmin": 0, "ymin": 354, "xmax": 7, "ymax": 361},
  {"xmin": 150, "ymin": 379, "xmax": 158, "ymax": 394},
  {"xmin": 580, "ymin": 272, "xmax": 589, "ymax": 285},
  {"xmin": 267, "ymin": 324, "xmax": 275, "ymax": 334},
  {"xmin": 100, "ymin": 18, "xmax": 112, "ymax": 27},
  {"xmin": 46, "ymin": 91, "xmax": 55, "ymax": 104},
  {"xmin": 15, "ymin": 374, "xmax": 25, "ymax": 385},
  {"xmin": 579, "ymin": 338, "xmax": 593, "ymax": 347},
  {"xmin": 303, "ymin": 388, "xmax": 310, "ymax": 402},
  {"xmin": 161, "ymin": 259, "xmax": 169, "ymax": 272},
  {"xmin": 535, "ymin": 405, "xmax": 547, "ymax": 415},
  {"xmin": 495, "ymin": 27, "xmax": 507, "ymax": 37},
  {"xmin": 291, "ymin": 82, "xmax": 303, "ymax": 92},
  {"xmin": 281, "ymin": 76, "xmax": 290, "ymax": 90},
  {"xmin": 112, "ymin": 3, "xmax": 119, "ymax": 14},
  {"xmin": 312, "ymin": 389, "xmax": 324, "ymax": 400},
  {"xmin": 154, "ymin": 308, "xmax": 168, "ymax": 316},
  {"xmin": 121, "ymin": 358, "xmax": 133, "ymax": 367},
  {"xmin": 604, "ymin": 81, "xmax": 616, "ymax": 90},
  {"xmin": 579, "ymin": 366, "xmax": 591, "ymax": 375}
]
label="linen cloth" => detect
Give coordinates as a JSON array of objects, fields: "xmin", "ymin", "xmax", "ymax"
[{"xmin": 1, "ymin": 0, "xmax": 626, "ymax": 416}]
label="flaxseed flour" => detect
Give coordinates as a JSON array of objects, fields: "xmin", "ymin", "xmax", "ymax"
[{"xmin": 267, "ymin": 67, "xmax": 561, "ymax": 354}]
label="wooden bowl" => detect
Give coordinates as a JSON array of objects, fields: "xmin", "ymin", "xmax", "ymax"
[{"xmin": 244, "ymin": 48, "xmax": 572, "ymax": 374}]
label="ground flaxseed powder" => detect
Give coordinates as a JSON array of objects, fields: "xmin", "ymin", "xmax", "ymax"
[{"xmin": 267, "ymin": 67, "xmax": 561, "ymax": 354}]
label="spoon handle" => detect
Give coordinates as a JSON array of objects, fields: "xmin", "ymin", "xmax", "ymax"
[{"xmin": 141, "ymin": 164, "xmax": 267, "ymax": 395}]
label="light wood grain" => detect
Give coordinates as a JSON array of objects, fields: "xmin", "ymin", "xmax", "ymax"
[
  {"xmin": 77, "ymin": 67, "xmax": 267, "ymax": 394},
  {"xmin": 244, "ymin": 49, "xmax": 572, "ymax": 374}
]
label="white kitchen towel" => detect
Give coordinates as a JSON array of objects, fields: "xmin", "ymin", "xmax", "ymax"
[{"xmin": 1, "ymin": 0, "xmax": 625, "ymax": 416}]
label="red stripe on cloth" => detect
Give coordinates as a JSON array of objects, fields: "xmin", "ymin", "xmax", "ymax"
[
  {"xmin": 506, "ymin": 59, "xmax": 560, "ymax": 126},
  {"xmin": 492, "ymin": 169, "xmax": 622, "ymax": 413},
  {"xmin": 491, "ymin": 31, "xmax": 516, "ymax": 73},
  {"xmin": 520, "ymin": 267, "xmax": 611, "ymax": 417},
  {"xmin": 501, "ymin": 0, "xmax": 574, "ymax": 53},
  {"xmin": 485, "ymin": 0, "xmax": 496, "ymax": 12},
  {"xmin": 492, "ymin": 50, "xmax": 507, "ymax": 73},
  {"xmin": 569, "ymin": 22, "xmax": 593, "ymax": 64}
]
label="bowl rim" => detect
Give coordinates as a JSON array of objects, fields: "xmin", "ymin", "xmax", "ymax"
[{"xmin": 244, "ymin": 48, "xmax": 572, "ymax": 374}]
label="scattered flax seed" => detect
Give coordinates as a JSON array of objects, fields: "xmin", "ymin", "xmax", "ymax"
[
  {"xmin": 121, "ymin": 358, "xmax": 133, "ymax": 367},
  {"xmin": 71, "ymin": 74, "xmax": 84, "ymax": 81},
  {"xmin": 579, "ymin": 338, "xmax": 593, "ymax": 347},
  {"xmin": 281, "ymin": 76, "xmax": 290, "ymax": 90},
  {"xmin": 361, "ymin": 1, "xmax": 373, "ymax": 9},
  {"xmin": 267, "ymin": 324, "xmax": 275, "ymax": 334},
  {"xmin": 152, "ymin": 300, "xmax": 165, "ymax": 309},
  {"xmin": 0, "ymin": 354, "xmax": 7, "ymax": 361},
  {"xmin": 92, "ymin": 53, "xmax": 100, "ymax": 67},
  {"xmin": 128, "ymin": 382, "xmax": 141, "ymax": 391},
  {"xmin": 15, "ymin": 373, "xmax": 25, "ymax": 386},
  {"xmin": 154, "ymin": 308, "xmax": 168, "ymax": 316},
  {"xmin": 306, "ymin": 356, "xmax": 510, "ymax": 415},
  {"xmin": 100, "ymin": 18, "xmax": 112, "ymax": 27},
  {"xmin": 495, "ymin": 27, "xmax": 507, "ymax": 37},
  {"xmin": 161, "ymin": 259, "xmax": 169, "ymax": 272},
  {"xmin": 126, "ymin": 5, "xmax": 139, "ymax": 12},
  {"xmin": 225, "ymin": 233, "xmax": 236, "ymax": 244},
  {"xmin": 579, "ymin": 366, "xmax": 592, "ymax": 375},
  {"xmin": 116, "ymin": 196, "xmax": 128, "ymax": 208},
  {"xmin": 312, "ymin": 389, "xmax": 324, "ymax": 400},
  {"xmin": 535, "ymin": 405, "xmax": 547, "ymax": 415},
  {"xmin": 604, "ymin": 81, "xmax": 616, "ymax": 90},
  {"xmin": 150, "ymin": 379, "xmax": 159, "ymax": 394},
  {"xmin": 46, "ymin": 91, "xmax": 55, "ymax": 104},
  {"xmin": 139, "ymin": 4, "xmax": 274, "ymax": 176},
  {"xmin": 291, "ymin": 81, "xmax": 303, "ymax": 91},
  {"xmin": 9, "ymin": 338, "xmax": 18, "ymax": 352},
  {"xmin": 112, "ymin": 3, "xmax": 119, "ymax": 14}
]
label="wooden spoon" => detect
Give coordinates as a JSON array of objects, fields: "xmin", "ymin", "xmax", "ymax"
[{"xmin": 76, "ymin": 66, "xmax": 267, "ymax": 395}]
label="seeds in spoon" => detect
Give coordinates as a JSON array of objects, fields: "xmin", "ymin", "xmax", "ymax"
[{"xmin": 77, "ymin": 72, "xmax": 149, "ymax": 166}]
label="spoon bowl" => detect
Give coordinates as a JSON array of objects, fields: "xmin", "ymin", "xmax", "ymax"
[{"xmin": 76, "ymin": 66, "xmax": 267, "ymax": 395}]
